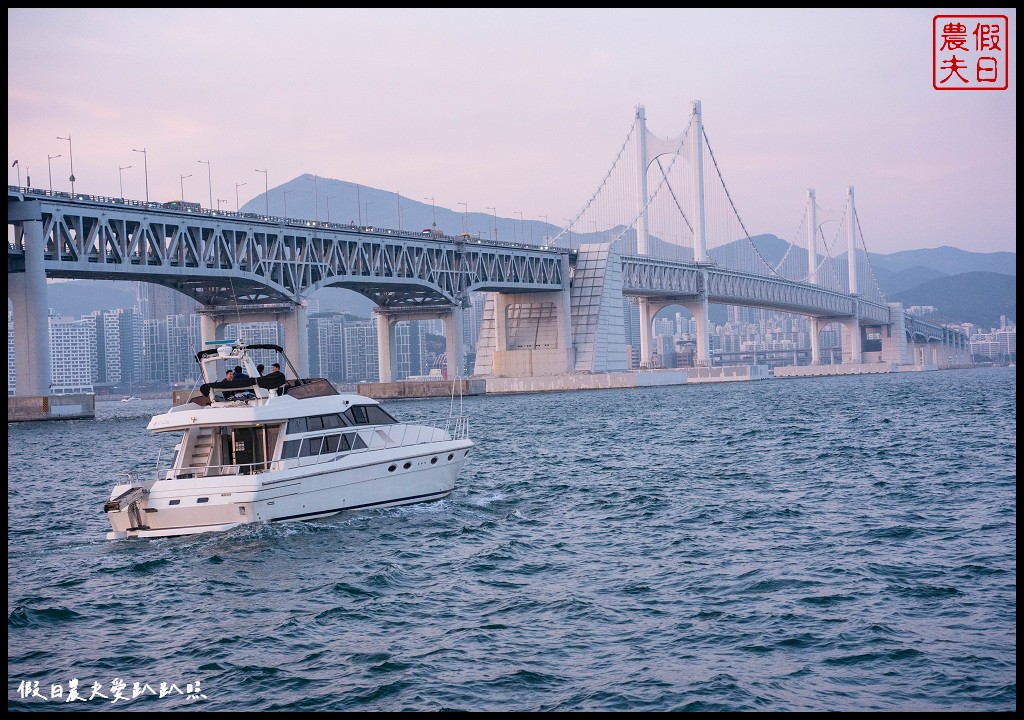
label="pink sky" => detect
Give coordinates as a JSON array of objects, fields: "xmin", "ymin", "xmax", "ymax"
[{"xmin": 7, "ymin": 8, "xmax": 1017, "ymax": 254}]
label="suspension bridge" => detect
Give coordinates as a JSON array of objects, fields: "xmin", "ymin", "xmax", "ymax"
[{"xmin": 7, "ymin": 101, "xmax": 968, "ymax": 415}]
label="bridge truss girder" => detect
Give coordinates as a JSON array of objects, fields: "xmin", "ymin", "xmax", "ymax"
[
  {"xmin": 7, "ymin": 194, "xmax": 566, "ymax": 309},
  {"xmin": 621, "ymin": 255, "xmax": 891, "ymax": 323}
]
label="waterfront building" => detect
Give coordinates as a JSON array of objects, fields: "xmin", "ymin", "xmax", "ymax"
[
  {"xmin": 49, "ymin": 314, "xmax": 95, "ymax": 394},
  {"xmin": 344, "ymin": 320, "xmax": 379, "ymax": 383}
]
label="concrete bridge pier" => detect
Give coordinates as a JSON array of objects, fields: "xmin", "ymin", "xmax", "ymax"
[
  {"xmin": 638, "ymin": 297, "xmax": 654, "ymax": 367},
  {"xmin": 374, "ymin": 311, "xmax": 397, "ymax": 384},
  {"xmin": 809, "ymin": 317, "xmax": 823, "ymax": 365},
  {"xmin": 880, "ymin": 303, "xmax": 910, "ymax": 365},
  {"xmin": 444, "ymin": 304, "xmax": 465, "ymax": 378},
  {"xmin": 198, "ymin": 302, "xmax": 309, "ymax": 377},
  {"xmin": 638, "ymin": 295, "xmax": 709, "ymax": 369},
  {"xmin": 7, "ymin": 218, "xmax": 96, "ymax": 421},
  {"xmin": 475, "ymin": 289, "xmax": 575, "ymax": 377},
  {"xmin": 947, "ymin": 331, "xmax": 971, "ymax": 367},
  {"xmin": 374, "ymin": 304, "xmax": 468, "ymax": 382},
  {"xmin": 678, "ymin": 296, "xmax": 710, "ymax": 367},
  {"xmin": 9, "ymin": 218, "xmax": 50, "ymax": 397},
  {"xmin": 839, "ymin": 317, "xmax": 863, "ymax": 364}
]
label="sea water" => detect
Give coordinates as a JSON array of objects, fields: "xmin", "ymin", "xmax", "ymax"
[{"xmin": 7, "ymin": 368, "xmax": 1016, "ymax": 711}]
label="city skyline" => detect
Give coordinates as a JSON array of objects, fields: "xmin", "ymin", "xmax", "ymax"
[
  {"xmin": 7, "ymin": 9, "xmax": 1016, "ymax": 254},
  {"xmin": 11, "ymin": 291, "xmax": 1014, "ymax": 397}
]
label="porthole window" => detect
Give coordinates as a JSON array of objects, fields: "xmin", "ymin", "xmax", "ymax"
[
  {"xmin": 403, "ymin": 461, "xmax": 412, "ymax": 470},
  {"xmin": 197, "ymin": 497, "xmax": 209, "ymax": 504},
  {"xmin": 447, "ymin": 453, "xmax": 454, "ymax": 461},
  {"xmin": 388, "ymin": 464, "xmax": 397, "ymax": 472},
  {"xmin": 169, "ymin": 499, "xmax": 181, "ymax": 506},
  {"xmin": 430, "ymin": 457, "xmax": 438, "ymax": 464}
]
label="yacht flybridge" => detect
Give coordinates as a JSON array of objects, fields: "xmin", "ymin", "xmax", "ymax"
[{"xmin": 104, "ymin": 342, "xmax": 473, "ymax": 540}]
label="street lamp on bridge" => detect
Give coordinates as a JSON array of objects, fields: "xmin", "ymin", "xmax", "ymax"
[
  {"xmin": 283, "ymin": 188, "xmax": 291, "ymax": 218},
  {"xmin": 47, "ymin": 154, "xmax": 61, "ymax": 193},
  {"xmin": 424, "ymin": 196, "xmax": 436, "ymax": 230},
  {"xmin": 197, "ymin": 160, "xmax": 212, "ymax": 209},
  {"xmin": 217, "ymin": 198, "xmax": 228, "ymax": 212},
  {"xmin": 132, "ymin": 147, "xmax": 149, "ymax": 202},
  {"xmin": 459, "ymin": 202, "xmax": 468, "ymax": 235},
  {"xmin": 56, "ymin": 135, "xmax": 75, "ymax": 195},
  {"xmin": 235, "ymin": 182, "xmax": 247, "ymax": 212},
  {"xmin": 255, "ymin": 169, "xmax": 268, "ymax": 216},
  {"xmin": 180, "ymin": 173, "xmax": 192, "ymax": 203},
  {"xmin": 118, "ymin": 165, "xmax": 132, "ymax": 198},
  {"xmin": 310, "ymin": 174, "xmax": 319, "ymax": 223},
  {"xmin": 487, "ymin": 207, "xmax": 497, "ymax": 241}
]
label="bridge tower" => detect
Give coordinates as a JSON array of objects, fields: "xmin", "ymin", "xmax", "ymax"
[
  {"xmin": 807, "ymin": 188, "xmax": 823, "ymax": 365},
  {"xmin": 635, "ymin": 100, "xmax": 711, "ymax": 368},
  {"xmin": 839, "ymin": 186, "xmax": 863, "ymax": 364}
]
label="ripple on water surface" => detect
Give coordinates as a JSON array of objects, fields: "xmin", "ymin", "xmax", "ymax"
[{"xmin": 6, "ymin": 370, "xmax": 1017, "ymax": 711}]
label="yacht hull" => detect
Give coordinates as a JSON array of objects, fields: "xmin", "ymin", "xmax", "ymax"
[{"xmin": 106, "ymin": 440, "xmax": 472, "ymax": 540}]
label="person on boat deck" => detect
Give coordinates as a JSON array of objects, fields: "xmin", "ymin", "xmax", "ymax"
[
  {"xmin": 233, "ymin": 365, "xmax": 250, "ymax": 381},
  {"xmin": 198, "ymin": 362, "xmax": 284, "ymax": 399},
  {"xmin": 256, "ymin": 364, "xmax": 265, "ymax": 376},
  {"xmin": 221, "ymin": 369, "xmax": 237, "ymax": 399},
  {"xmin": 256, "ymin": 363, "xmax": 287, "ymax": 393}
]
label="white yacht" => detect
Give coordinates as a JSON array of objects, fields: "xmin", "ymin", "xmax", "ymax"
[{"xmin": 104, "ymin": 342, "xmax": 473, "ymax": 540}]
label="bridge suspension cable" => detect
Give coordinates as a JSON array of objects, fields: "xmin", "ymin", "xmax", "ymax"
[
  {"xmin": 550, "ymin": 118, "xmax": 637, "ymax": 247},
  {"xmin": 609, "ymin": 120, "xmax": 693, "ymax": 253},
  {"xmin": 854, "ymin": 211, "xmax": 888, "ymax": 303},
  {"xmin": 702, "ymin": 126, "xmax": 791, "ymax": 278}
]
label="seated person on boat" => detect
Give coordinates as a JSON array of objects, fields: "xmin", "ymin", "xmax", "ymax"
[{"xmin": 200, "ymin": 364, "xmax": 287, "ymax": 399}]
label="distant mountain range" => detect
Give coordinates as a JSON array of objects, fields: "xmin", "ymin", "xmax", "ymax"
[{"xmin": 24, "ymin": 180, "xmax": 1014, "ymax": 330}]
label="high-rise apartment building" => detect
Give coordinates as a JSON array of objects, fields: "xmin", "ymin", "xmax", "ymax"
[{"xmin": 49, "ymin": 314, "xmax": 95, "ymax": 394}]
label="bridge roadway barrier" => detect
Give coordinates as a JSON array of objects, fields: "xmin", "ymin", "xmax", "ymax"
[{"xmin": 8, "ymin": 393, "xmax": 96, "ymax": 422}]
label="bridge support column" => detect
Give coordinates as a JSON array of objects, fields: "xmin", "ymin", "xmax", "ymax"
[
  {"xmin": 199, "ymin": 313, "xmax": 221, "ymax": 346},
  {"xmin": 281, "ymin": 304, "xmax": 308, "ymax": 378},
  {"xmin": 9, "ymin": 219, "xmax": 51, "ymax": 396},
  {"xmin": 197, "ymin": 302, "xmax": 308, "ymax": 377},
  {"xmin": 444, "ymin": 304, "xmax": 465, "ymax": 379},
  {"xmin": 638, "ymin": 298, "xmax": 654, "ymax": 367},
  {"xmin": 809, "ymin": 317, "xmax": 822, "ymax": 365},
  {"xmin": 840, "ymin": 318, "xmax": 862, "ymax": 364},
  {"xmin": 374, "ymin": 311, "xmax": 396, "ymax": 384},
  {"xmin": 679, "ymin": 297, "xmax": 710, "ymax": 367},
  {"xmin": 486, "ymin": 289, "xmax": 576, "ymax": 376},
  {"xmin": 882, "ymin": 303, "xmax": 910, "ymax": 365}
]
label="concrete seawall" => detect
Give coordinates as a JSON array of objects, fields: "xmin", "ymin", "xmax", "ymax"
[
  {"xmin": 8, "ymin": 393, "xmax": 96, "ymax": 422},
  {"xmin": 358, "ymin": 379, "xmax": 487, "ymax": 400}
]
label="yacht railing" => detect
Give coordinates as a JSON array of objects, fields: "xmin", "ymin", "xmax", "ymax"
[{"xmin": 138, "ymin": 415, "xmax": 471, "ymax": 482}]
